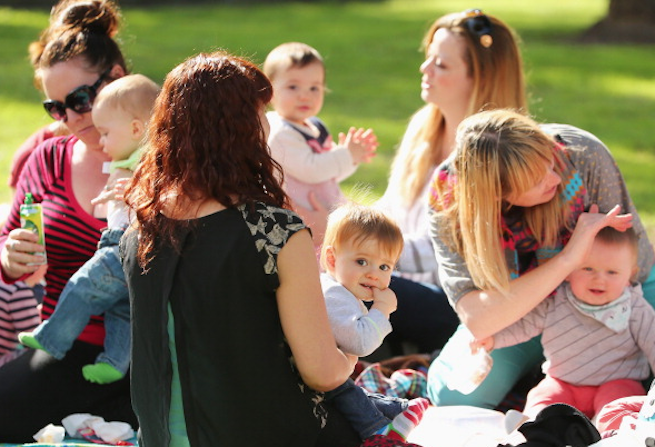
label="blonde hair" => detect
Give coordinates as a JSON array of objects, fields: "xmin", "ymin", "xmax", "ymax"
[
  {"xmin": 388, "ymin": 11, "xmax": 526, "ymax": 206},
  {"xmin": 435, "ymin": 109, "xmax": 568, "ymax": 294},
  {"xmin": 320, "ymin": 203, "xmax": 404, "ymax": 272},
  {"xmin": 94, "ymin": 74, "xmax": 160, "ymax": 121},
  {"xmin": 262, "ymin": 42, "xmax": 325, "ymax": 83}
]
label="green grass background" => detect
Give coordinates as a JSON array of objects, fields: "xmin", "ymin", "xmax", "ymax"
[{"xmin": 1, "ymin": 0, "xmax": 654, "ymax": 234}]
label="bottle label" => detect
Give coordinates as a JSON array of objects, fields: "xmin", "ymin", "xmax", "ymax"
[{"xmin": 20, "ymin": 203, "xmax": 47, "ymax": 265}]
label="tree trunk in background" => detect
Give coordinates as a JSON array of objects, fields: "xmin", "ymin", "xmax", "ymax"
[{"xmin": 580, "ymin": 0, "xmax": 655, "ymax": 43}]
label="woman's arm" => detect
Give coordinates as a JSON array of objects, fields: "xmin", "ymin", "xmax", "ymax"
[
  {"xmin": 1, "ymin": 141, "xmax": 53, "ymax": 282},
  {"xmin": 276, "ymin": 228, "xmax": 356, "ymax": 392},
  {"xmin": 456, "ymin": 205, "xmax": 632, "ymax": 339}
]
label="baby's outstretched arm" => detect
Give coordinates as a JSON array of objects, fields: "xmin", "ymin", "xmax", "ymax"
[{"xmin": 338, "ymin": 127, "xmax": 378, "ymax": 164}]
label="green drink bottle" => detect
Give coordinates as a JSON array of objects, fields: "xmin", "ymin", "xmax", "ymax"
[{"xmin": 19, "ymin": 192, "xmax": 47, "ymax": 265}]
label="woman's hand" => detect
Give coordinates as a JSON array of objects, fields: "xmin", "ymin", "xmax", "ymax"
[
  {"xmin": 457, "ymin": 204, "xmax": 633, "ymax": 339},
  {"xmin": 1, "ymin": 228, "xmax": 46, "ymax": 279},
  {"xmin": 561, "ymin": 204, "xmax": 632, "ymax": 268},
  {"xmin": 292, "ymin": 192, "xmax": 329, "ymax": 249},
  {"xmin": 23, "ymin": 263, "xmax": 48, "ymax": 288},
  {"xmin": 345, "ymin": 352, "xmax": 359, "ymax": 371}
]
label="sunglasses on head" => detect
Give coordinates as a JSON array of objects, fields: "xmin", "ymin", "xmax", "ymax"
[
  {"xmin": 462, "ymin": 9, "xmax": 493, "ymax": 48},
  {"xmin": 42, "ymin": 68, "xmax": 111, "ymax": 121}
]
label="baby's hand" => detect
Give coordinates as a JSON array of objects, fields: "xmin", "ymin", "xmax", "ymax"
[
  {"xmin": 471, "ymin": 336, "xmax": 494, "ymax": 354},
  {"xmin": 91, "ymin": 185, "xmax": 116, "ymax": 206},
  {"xmin": 338, "ymin": 127, "xmax": 378, "ymax": 164},
  {"xmin": 91, "ymin": 176, "xmax": 131, "ymax": 206},
  {"xmin": 371, "ymin": 287, "xmax": 397, "ymax": 318}
]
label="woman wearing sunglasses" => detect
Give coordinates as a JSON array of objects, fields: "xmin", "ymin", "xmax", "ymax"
[
  {"xmin": 0, "ymin": 0, "xmax": 135, "ymax": 441},
  {"xmin": 373, "ymin": 11, "xmax": 524, "ymax": 358}
]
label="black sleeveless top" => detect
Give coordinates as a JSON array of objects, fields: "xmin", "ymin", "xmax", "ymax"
[{"xmin": 122, "ymin": 202, "xmax": 345, "ymax": 447}]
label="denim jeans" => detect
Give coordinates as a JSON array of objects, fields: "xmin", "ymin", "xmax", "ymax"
[
  {"xmin": 325, "ymin": 378, "xmax": 407, "ymax": 439},
  {"xmin": 33, "ymin": 228, "xmax": 130, "ymax": 373}
]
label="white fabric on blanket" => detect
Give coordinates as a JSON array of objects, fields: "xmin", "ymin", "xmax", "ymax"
[{"xmin": 407, "ymin": 406, "xmax": 527, "ymax": 447}]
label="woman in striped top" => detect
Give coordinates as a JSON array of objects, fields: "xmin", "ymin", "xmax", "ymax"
[
  {"xmin": 0, "ymin": 268, "xmax": 44, "ymax": 367},
  {"xmin": 0, "ymin": 0, "xmax": 137, "ymax": 441}
]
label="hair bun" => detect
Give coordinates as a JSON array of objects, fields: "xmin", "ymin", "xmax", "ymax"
[{"xmin": 53, "ymin": 0, "xmax": 121, "ymax": 38}]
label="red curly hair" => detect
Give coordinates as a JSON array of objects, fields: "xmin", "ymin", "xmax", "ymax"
[{"xmin": 125, "ymin": 50, "xmax": 288, "ymax": 267}]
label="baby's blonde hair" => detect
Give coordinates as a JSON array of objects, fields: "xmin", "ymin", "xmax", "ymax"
[
  {"xmin": 320, "ymin": 203, "xmax": 404, "ymax": 272},
  {"xmin": 95, "ymin": 74, "xmax": 160, "ymax": 121}
]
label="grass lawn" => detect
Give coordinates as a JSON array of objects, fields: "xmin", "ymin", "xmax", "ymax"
[{"xmin": 1, "ymin": 0, "xmax": 654, "ymax": 236}]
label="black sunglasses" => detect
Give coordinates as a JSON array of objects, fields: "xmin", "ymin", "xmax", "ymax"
[
  {"xmin": 42, "ymin": 69, "xmax": 111, "ymax": 121},
  {"xmin": 463, "ymin": 9, "xmax": 493, "ymax": 48}
]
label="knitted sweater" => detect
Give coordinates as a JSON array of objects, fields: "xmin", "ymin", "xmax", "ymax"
[{"xmin": 494, "ymin": 284, "xmax": 655, "ymax": 386}]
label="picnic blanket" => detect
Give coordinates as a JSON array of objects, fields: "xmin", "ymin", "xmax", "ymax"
[
  {"xmin": 0, "ymin": 441, "xmax": 137, "ymax": 447},
  {"xmin": 0, "ymin": 413, "xmax": 137, "ymax": 446}
]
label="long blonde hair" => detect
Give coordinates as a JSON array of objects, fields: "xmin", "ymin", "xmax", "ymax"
[
  {"xmin": 389, "ymin": 11, "xmax": 526, "ymax": 206},
  {"xmin": 436, "ymin": 110, "xmax": 568, "ymax": 294}
]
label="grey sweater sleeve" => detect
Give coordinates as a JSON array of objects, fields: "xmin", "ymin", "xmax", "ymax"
[
  {"xmin": 630, "ymin": 286, "xmax": 655, "ymax": 373},
  {"xmin": 542, "ymin": 123, "xmax": 655, "ymax": 282},
  {"xmin": 429, "ymin": 207, "xmax": 476, "ymax": 307},
  {"xmin": 493, "ymin": 299, "xmax": 549, "ymax": 350},
  {"xmin": 321, "ymin": 274, "xmax": 392, "ymax": 357}
]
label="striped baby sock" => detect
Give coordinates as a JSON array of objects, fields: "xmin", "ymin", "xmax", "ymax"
[{"xmin": 376, "ymin": 397, "xmax": 430, "ymax": 441}]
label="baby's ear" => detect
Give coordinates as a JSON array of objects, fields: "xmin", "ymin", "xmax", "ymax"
[
  {"xmin": 131, "ymin": 119, "xmax": 146, "ymax": 140},
  {"xmin": 324, "ymin": 246, "xmax": 337, "ymax": 272}
]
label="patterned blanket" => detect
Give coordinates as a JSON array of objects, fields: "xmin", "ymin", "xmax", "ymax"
[{"xmin": 0, "ymin": 436, "xmax": 138, "ymax": 446}]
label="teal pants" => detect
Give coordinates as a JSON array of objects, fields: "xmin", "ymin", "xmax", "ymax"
[{"xmin": 427, "ymin": 264, "xmax": 655, "ymax": 408}]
